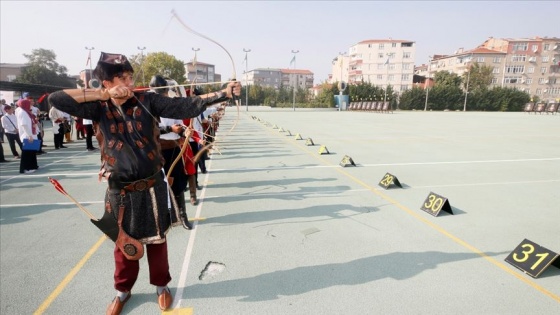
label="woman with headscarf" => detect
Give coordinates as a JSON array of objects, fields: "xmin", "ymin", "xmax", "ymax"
[{"xmin": 15, "ymin": 99, "xmax": 39, "ymax": 173}]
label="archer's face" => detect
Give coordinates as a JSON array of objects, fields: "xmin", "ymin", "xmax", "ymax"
[{"xmin": 104, "ymin": 72, "xmax": 135, "ymax": 90}]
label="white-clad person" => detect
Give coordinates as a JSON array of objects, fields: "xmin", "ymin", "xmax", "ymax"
[
  {"xmin": 1, "ymin": 105, "xmax": 23, "ymax": 159},
  {"xmin": 15, "ymin": 99, "xmax": 39, "ymax": 173}
]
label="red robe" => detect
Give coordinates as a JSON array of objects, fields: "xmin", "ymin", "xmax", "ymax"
[{"xmin": 181, "ymin": 118, "xmax": 202, "ymax": 175}]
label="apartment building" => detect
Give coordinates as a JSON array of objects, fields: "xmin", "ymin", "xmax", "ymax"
[
  {"xmin": 329, "ymin": 54, "xmax": 350, "ymax": 84},
  {"xmin": 184, "ymin": 61, "xmax": 221, "ymax": 85},
  {"xmin": 281, "ymin": 69, "xmax": 314, "ymax": 90},
  {"xmin": 0, "ymin": 63, "xmax": 26, "ymax": 82},
  {"xmin": 244, "ymin": 68, "xmax": 282, "ymax": 89},
  {"xmin": 427, "ymin": 37, "xmax": 560, "ymax": 101},
  {"xmin": 347, "ymin": 39, "xmax": 416, "ymax": 93},
  {"xmin": 244, "ymin": 68, "xmax": 314, "ymax": 91}
]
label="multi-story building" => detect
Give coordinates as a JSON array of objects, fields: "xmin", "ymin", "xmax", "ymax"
[
  {"xmin": 329, "ymin": 53, "xmax": 349, "ymax": 84},
  {"xmin": 281, "ymin": 69, "xmax": 314, "ymax": 90},
  {"xmin": 0, "ymin": 63, "xmax": 26, "ymax": 82},
  {"xmin": 347, "ymin": 39, "xmax": 416, "ymax": 93},
  {"xmin": 184, "ymin": 61, "xmax": 221, "ymax": 85},
  {"xmin": 244, "ymin": 68, "xmax": 314, "ymax": 91},
  {"xmin": 427, "ymin": 37, "xmax": 560, "ymax": 102},
  {"xmin": 245, "ymin": 68, "xmax": 282, "ymax": 89}
]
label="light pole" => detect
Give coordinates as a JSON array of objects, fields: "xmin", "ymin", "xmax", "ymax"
[
  {"xmin": 424, "ymin": 56, "xmax": 433, "ymax": 111},
  {"xmin": 137, "ymin": 46, "xmax": 146, "ymax": 86},
  {"xmin": 85, "ymin": 47, "xmax": 95, "ymax": 88},
  {"xmin": 291, "ymin": 50, "xmax": 299, "ymax": 111},
  {"xmin": 383, "ymin": 53, "xmax": 391, "ymax": 104},
  {"xmin": 463, "ymin": 53, "xmax": 473, "ymax": 112},
  {"xmin": 243, "ymin": 48, "xmax": 251, "ymax": 111},
  {"xmin": 192, "ymin": 48, "xmax": 200, "ymax": 84}
]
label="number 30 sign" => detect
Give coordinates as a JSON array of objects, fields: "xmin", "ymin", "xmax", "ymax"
[
  {"xmin": 420, "ymin": 192, "xmax": 453, "ymax": 216},
  {"xmin": 505, "ymin": 239, "xmax": 559, "ymax": 278}
]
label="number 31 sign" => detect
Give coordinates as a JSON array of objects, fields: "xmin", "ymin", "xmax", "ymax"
[{"xmin": 505, "ymin": 239, "xmax": 559, "ymax": 278}]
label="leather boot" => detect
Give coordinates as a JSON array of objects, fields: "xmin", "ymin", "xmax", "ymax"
[
  {"xmin": 176, "ymin": 193, "xmax": 193, "ymax": 230},
  {"xmin": 188, "ymin": 175, "xmax": 198, "ymax": 206}
]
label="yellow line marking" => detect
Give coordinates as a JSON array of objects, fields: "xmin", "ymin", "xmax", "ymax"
[
  {"xmin": 34, "ymin": 235, "xmax": 107, "ymax": 314},
  {"xmin": 188, "ymin": 217, "xmax": 206, "ymax": 221},
  {"xmin": 162, "ymin": 307, "xmax": 194, "ymax": 314},
  {"xmin": 259, "ymin": 118, "xmax": 560, "ymax": 304}
]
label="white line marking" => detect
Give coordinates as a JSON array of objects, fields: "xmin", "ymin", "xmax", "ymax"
[
  {"xmin": 172, "ymin": 159, "xmax": 213, "ymax": 309},
  {"xmin": 208, "ymin": 157, "xmax": 560, "ymax": 173}
]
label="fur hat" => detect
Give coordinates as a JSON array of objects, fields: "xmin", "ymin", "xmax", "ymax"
[
  {"xmin": 93, "ymin": 52, "xmax": 134, "ymax": 81},
  {"xmin": 149, "ymin": 75, "xmax": 169, "ymax": 95}
]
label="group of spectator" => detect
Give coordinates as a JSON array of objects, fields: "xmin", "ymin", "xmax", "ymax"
[{"xmin": 0, "ymin": 92, "xmax": 98, "ymax": 173}]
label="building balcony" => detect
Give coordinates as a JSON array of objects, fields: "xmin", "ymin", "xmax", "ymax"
[
  {"xmin": 349, "ymin": 70, "xmax": 362, "ymax": 76},
  {"xmin": 349, "ymin": 59, "xmax": 363, "ymax": 66}
]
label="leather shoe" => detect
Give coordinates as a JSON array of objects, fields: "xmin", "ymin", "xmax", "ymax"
[
  {"xmin": 157, "ymin": 287, "xmax": 172, "ymax": 310},
  {"xmin": 106, "ymin": 292, "xmax": 131, "ymax": 315}
]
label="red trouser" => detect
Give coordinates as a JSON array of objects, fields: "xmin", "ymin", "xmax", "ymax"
[{"xmin": 113, "ymin": 242, "xmax": 172, "ymax": 292}]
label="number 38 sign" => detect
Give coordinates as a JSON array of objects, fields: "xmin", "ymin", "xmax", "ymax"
[{"xmin": 505, "ymin": 239, "xmax": 559, "ymax": 278}]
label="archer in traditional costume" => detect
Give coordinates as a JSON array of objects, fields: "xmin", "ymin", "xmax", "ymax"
[{"xmin": 48, "ymin": 52, "xmax": 240, "ymax": 315}]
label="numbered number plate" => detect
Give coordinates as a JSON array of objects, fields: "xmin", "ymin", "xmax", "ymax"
[
  {"xmin": 505, "ymin": 239, "xmax": 559, "ymax": 278},
  {"xmin": 420, "ymin": 192, "xmax": 453, "ymax": 216},
  {"xmin": 378, "ymin": 172, "xmax": 402, "ymax": 189}
]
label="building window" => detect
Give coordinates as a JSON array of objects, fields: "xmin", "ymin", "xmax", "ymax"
[
  {"xmin": 526, "ymin": 78, "xmax": 532, "ymax": 84},
  {"xmin": 377, "ymin": 64, "xmax": 384, "ymax": 70},
  {"xmin": 400, "ymin": 85, "xmax": 408, "ymax": 91},
  {"xmin": 7, "ymin": 75, "xmax": 16, "ymax": 82},
  {"xmin": 505, "ymin": 65, "xmax": 525, "ymax": 73},
  {"xmin": 544, "ymin": 43, "xmax": 550, "ymax": 50},
  {"xmin": 378, "ymin": 53, "xmax": 384, "ymax": 59},
  {"xmin": 392, "ymin": 43, "xmax": 397, "ymax": 48},
  {"xmin": 493, "ymin": 57, "xmax": 501, "ymax": 63},
  {"xmin": 492, "ymin": 77, "xmax": 498, "ymax": 84},
  {"xmin": 538, "ymin": 78, "xmax": 546, "ymax": 84},
  {"xmin": 388, "ymin": 64, "xmax": 396, "ymax": 70},
  {"xmin": 493, "ymin": 67, "xmax": 500, "ymax": 74},
  {"xmin": 388, "ymin": 74, "xmax": 394, "ymax": 81},
  {"xmin": 403, "ymin": 52, "xmax": 411, "ymax": 59},
  {"xmin": 512, "ymin": 43, "xmax": 528, "ymax": 51},
  {"xmin": 401, "ymin": 74, "xmax": 409, "ymax": 81},
  {"xmin": 527, "ymin": 67, "xmax": 535, "ymax": 73},
  {"xmin": 536, "ymin": 88, "xmax": 542, "ymax": 95},
  {"xmin": 476, "ymin": 57, "xmax": 485, "ymax": 62},
  {"xmin": 377, "ymin": 74, "xmax": 383, "ymax": 80},
  {"xmin": 532, "ymin": 44, "xmax": 539, "ymax": 52},
  {"xmin": 540, "ymin": 67, "xmax": 547, "ymax": 74},
  {"xmin": 504, "ymin": 76, "xmax": 521, "ymax": 83},
  {"xmin": 402, "ymin": 63, "xmax": 411, "ymax": 70},
  {"xmin": 379, "ymin": 43, "xmax": 384, "ymax": 49},
  {"xmin": 511, "ymin": 54, "xmax": 527, "ymax": 62},
  {"xmin": 542, "ymin": 55, "xmax": 550, "ymax": 62},
  {"xmin": 550, "ymin": 87, "xmax": 560, "ymax": 95}
]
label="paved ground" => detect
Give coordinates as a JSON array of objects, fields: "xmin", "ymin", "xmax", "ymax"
[{"xmin": 1, "ymin": 108, "xmax": 559, "ymax": 315}]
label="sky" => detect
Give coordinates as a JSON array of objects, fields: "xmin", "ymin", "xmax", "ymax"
[{"xmin": 1, "ymin": 1, "xmax": 559, "ymax": 84}]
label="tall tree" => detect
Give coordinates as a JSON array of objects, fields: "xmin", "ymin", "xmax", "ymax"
[
  {"xmin": 433, "ymin": 71, "xmax": 462, "ymax": 88},
  {"xmin": 23, "ymin": 48, "xmax": 68, "ymax": 75},
  {"xmin": 129, "ymin": 52, "xmax": 186, "ymax": 87},
  {"xmin": 15, "ymin": 48, "xmax": 74, "ymax": 87},
  {"xmin": 462, "ymin": 63, "xmax": 494, "ymax": 92}
]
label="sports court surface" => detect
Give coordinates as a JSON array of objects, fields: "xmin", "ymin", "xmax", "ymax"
[{"xmin": 1, "ymin": 108, "xmax": 559, "ymax": 314}]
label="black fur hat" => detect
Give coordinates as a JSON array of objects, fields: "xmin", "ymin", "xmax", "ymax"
[
  {"xmin": 93, "ymin": 52, "xmax": 134, "ymax": 82},
  {"xmin": 149, "ymin": 75, "xmax": 169, "ymax": 95}
]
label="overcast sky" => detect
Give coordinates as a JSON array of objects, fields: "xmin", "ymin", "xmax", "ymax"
[{"xmin": 1, "ymin": 1, "xmax": 558, "ymax": 84}]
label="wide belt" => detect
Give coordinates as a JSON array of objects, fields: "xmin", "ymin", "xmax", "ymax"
[
  {"xmin": 123, "ymin": 178, "xmax": 157, "ymax": 192},
  {"xmin": 109, "ymin": 169, "xmax": 162, "ymax": 193}
]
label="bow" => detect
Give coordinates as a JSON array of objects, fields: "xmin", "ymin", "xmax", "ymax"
[{"xmin": 170, "ymin": 9, "xmax": 241, "ymax": 162}]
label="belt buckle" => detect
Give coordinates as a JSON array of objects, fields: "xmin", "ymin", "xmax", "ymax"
[{"xmin": 133, "ymin": 180, "xmax": 148, "ymax": 191}]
